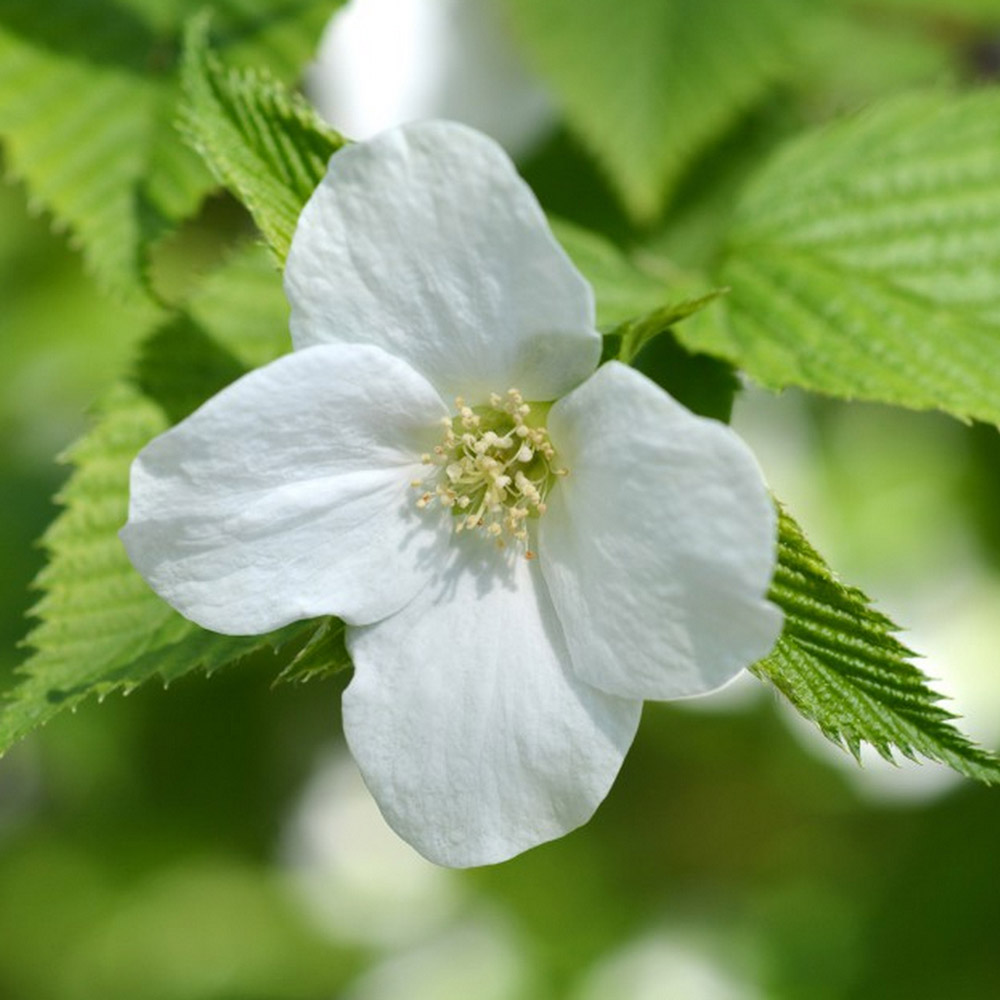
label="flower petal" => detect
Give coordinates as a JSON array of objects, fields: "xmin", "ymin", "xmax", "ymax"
[
  {"xmin": 540, "ymin": 362, "xmax": 782, "ymax": 701},
  {"xmin": 284, "ymin": 120, "xmax": 599, "ymax": 405},
  {"xmin": 343, "ymin": 534, "xmax": 641, "ymax": 867},
  {"xmin": 121, "ymin": 343, "xmax": 449, "ymax": 634}
]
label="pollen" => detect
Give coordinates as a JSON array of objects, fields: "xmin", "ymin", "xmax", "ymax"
[{"xmin": 412, "ymin": 388, "xmax": 566, "ymax": 551}]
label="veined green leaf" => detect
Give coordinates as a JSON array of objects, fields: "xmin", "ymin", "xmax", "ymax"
[
  {"xmin": 2, "ymin": 247, "xmax": 349, "ymax": 755},
  {"xmin": 504, "ymin": 0, "xmax": 816, "ymax": 220},
  {"xmin": 555, "ymin": 222, "xmax": 1000, "ymax": 780},
  {"xmin": 0, "ymin": 0, "xmax": 176, "ymax": 298},
  {"xmin": 0, "ymin": 0, "xmax": 337, "ymax": 296},
  {"xmin": 680, "ymin": 90, "xmax": 1000, "ymax": 426},
  {"xmin": 2, "ymin": 381, "xmax": 306, "ymax": 754},
  {"xmin": 179, "ymin": 14, "xmax": 345, "ymax": 265},
  {"xmin": 553, "ymin": 221, "xmax": 994, "ymax": 778},
  {"xmin": 758, "ymin": 509, "xmax": 1000, "ymax": 783},
  {"xmin": 275, "ymin": 618, "xmax": 349, "ymax": 686}
]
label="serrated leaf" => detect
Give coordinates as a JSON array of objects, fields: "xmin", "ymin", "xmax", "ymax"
[
  {"xmin": 756, "ymin": 508, "xmax": 1000, "ymax": 783},
  {"xmin": 275, "ymin": 618, "xmax": 350, "ymax": 686},
  {"xmin": 3, "ymin": 382, "xmax": 302, "ymax": 754},
  {"xmin": 679, "ymin": 90, "xmax": 1000, "ymax": 426},
  {"xmin": 179, "ymin": 14, "xmax": 345, "ymax": 264},
  {"xmin": 3, "ymin": 246, "xmax": 328, "ymax": 754},
  {"xmin": 504, "ymin": 0, "xmax": 816, "ymax": 220},
  {"xmin": 0, "ymin": 0, "xmax": 175, "ymax": 298},
  {"xmin": 0, "ymin": 0, "xmax": 337, "ymax": 296},
  {"xmin": 552, "ymin": 222, "xmax": 989, "ymax": 776}
]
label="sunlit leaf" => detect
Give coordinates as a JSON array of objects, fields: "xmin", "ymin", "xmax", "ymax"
[
  {"xmin": 0, "ymin": 0, "xmax": 336, "ymax": 296},
  {"xmin": 758, "ymin": 509, "xmax": 1000, "ymax": 783},
  {"xmin": 505, "ymin": 0, "xmax": 816, "ymax": 220},
  {"xmin": 179, "ymin": 14, "xmax": 345, "ymax": 265},
  {"xmin": 680, "ymin": 90, "xmax": 1000, "ymax": 426},
  {"xmin": 1, "ymin": 247, "xmax": 337, "ymax": 754},
  {"xmin": 1, "ymin": 381, "xmax": 294, "ymax": 754}
]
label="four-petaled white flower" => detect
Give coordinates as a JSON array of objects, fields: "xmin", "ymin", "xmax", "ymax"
[{"xmin": 121, "ymin": 121, "xmax": 782, "ymax": 868}]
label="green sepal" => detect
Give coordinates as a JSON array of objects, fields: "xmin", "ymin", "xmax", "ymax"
[{"xmin": 274, "ymin": 619, "xmax": 351, "ymax": 686}]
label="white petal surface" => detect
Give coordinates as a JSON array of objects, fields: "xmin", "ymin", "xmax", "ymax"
[
  {"xmin": 541, "ymin": 362, "xmax": 782, "ymax": 701},
  {"xmin": 343, "ymin": 533, "xmax": 641, "ymax": 867},
  {"xmin": 284, "ymin": 120, "xmax": 599, "ymax": 405},
  {"xmin": 121, "ymin": 344, "xmax": 449, "ymax": 634}
]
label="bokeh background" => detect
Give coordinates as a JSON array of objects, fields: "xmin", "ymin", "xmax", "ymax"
[{"xmin": 3, "ymin": 0, "xmax": 1000, "ymax": 997}]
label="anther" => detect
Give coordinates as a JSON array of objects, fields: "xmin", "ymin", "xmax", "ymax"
[{"xmin": 414, "ymin": 387, "xmax": 564, "ymax": 548}]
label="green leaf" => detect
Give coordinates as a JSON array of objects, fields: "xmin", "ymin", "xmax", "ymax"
[
  {"xmin": 2, "ymin": 245, "xmax": 328, "ymax": 754},
  {"xmin": 179, "ymin": 14, "xmax": 345, "ymax": 265},
  {"xmin": 552, "ymin": 222, "xmax": 984, "ymax": 773},
  {"xmin": 551, "ymin": 218, "xmax": 713, "ymax": 328},
  {"xmin": 275, "ymin": 618, "xmax": 350, "ymax": 686},
  {"xmin": 680, "ymin": 90, "xmax": 1000, "ymax": 426},
  {"xmin": 842, "ymin": 0, "xmax": 1000, "ymax": 18},
  {"xmin": 2, "ymin": 381, "xmax": 304, "ymax": 754},
  {"xmin": 629, "ymin": 328, "xmax": 740, "ymax": 424},
  {"xmin": 0, "ymin": 0, "xmax": 336, "ymax": 296},
  {"xmin": 0, "ymin": 0, "xmax": 182, "ymax": 298},
  {"xmin": 134, "ymin": 314, "xmax": 250, "ymax": 424},
  {"xmin": 505, "ymin": 0, "xmax": 816, "ymax": 220},
  {"xmin": 185, "ymin": 240, "xmax": 292, "ymax": 368},
  {"xmin": 610, "ymin": 292, "xmax": 728, "ymax": 367},
  {"xmin": 553, "ymin": 220, "xmax": 737, "ymax": 418},
  {"xmin": 756, "ymin": 508, "xmax": 1000, "ymax": 783},
  {"xmin": 793, "ymin": 3, "xmax": 953, "ymax": 110}
]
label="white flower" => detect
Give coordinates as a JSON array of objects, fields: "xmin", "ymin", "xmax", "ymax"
[{"xmin": 121, "ymin": 121, "xmax": 782, "ymax": 868}]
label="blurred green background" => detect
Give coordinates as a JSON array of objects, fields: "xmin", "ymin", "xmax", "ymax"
[{"xmin": 3, "ymin": 0, "xmax": 1000, "ymax": 997}]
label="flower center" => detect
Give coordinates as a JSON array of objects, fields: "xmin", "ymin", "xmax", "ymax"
[{"xmin": 413, "ymin": 388, "xmax": 565, "ymax": 554}]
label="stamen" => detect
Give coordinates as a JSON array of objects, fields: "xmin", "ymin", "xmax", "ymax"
[{"xmin": 411, "ymin": 387, "xmax": 564, "ymax": 553}]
